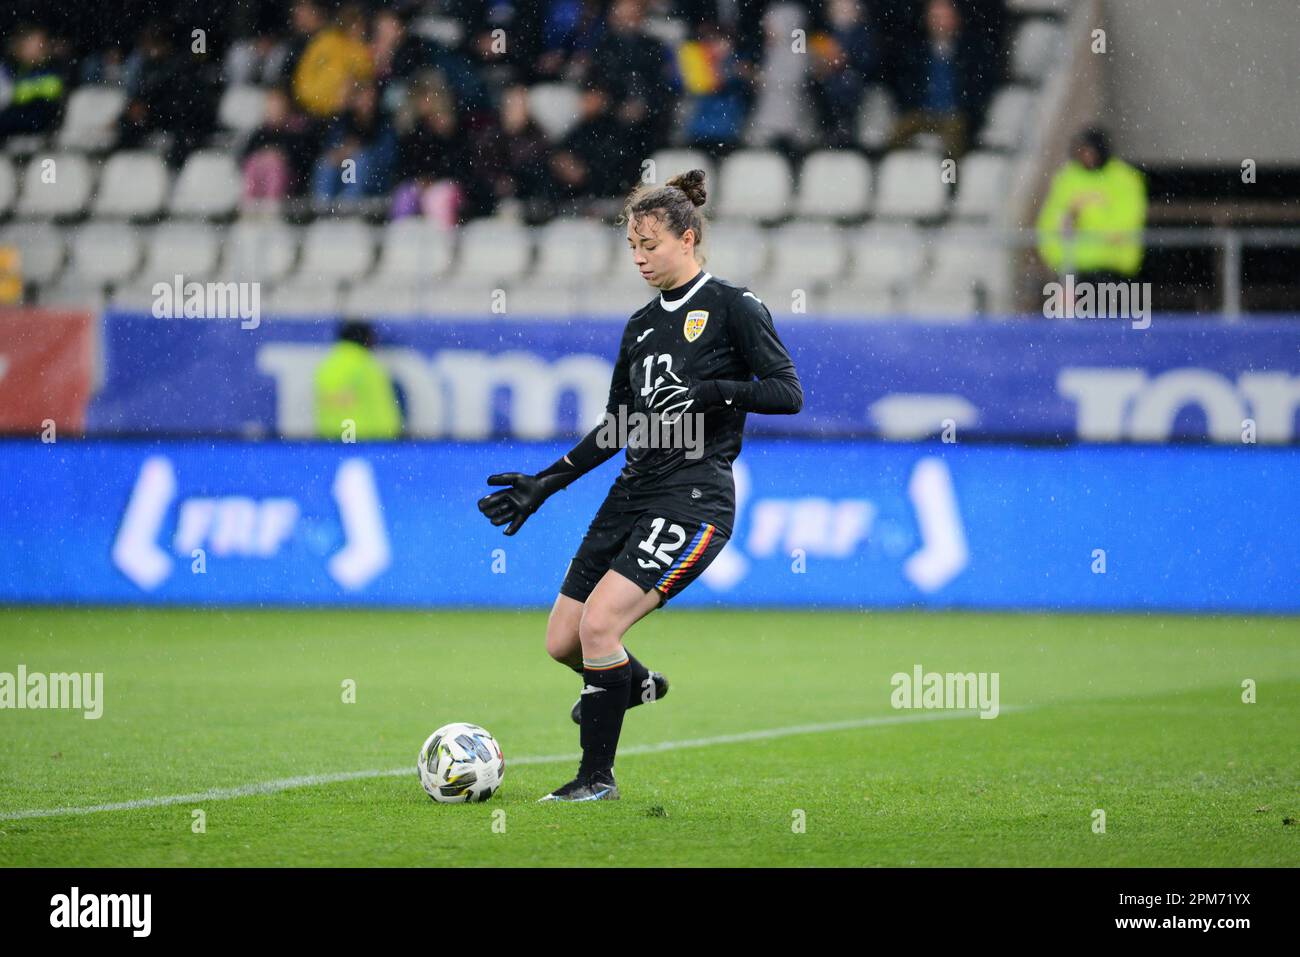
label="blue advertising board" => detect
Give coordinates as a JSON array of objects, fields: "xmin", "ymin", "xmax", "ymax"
[
  {"xmin": 85, "ymin": 313, "xmax": 1300, "ymax": 444},
  {"xmin": 1, "ymin": 438, "xmax": 1294, "ymax": 611}
]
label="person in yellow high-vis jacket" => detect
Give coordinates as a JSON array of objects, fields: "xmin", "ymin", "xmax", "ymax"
[
  {"xmin": 314, "ymin": 321, "xmax": 402, "ymax": 440},
  {"xmin": 1037, "ymin": 127, "xmax": 1147, "ymax": 281}
]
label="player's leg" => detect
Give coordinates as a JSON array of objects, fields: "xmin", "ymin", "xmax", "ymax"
[{"xmin": 545, "ymin": 593, "xmax": 584, "ymax": 675}]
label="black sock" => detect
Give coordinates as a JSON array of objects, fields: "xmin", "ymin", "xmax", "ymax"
[
  {"xmin": 578, "ymin": 657, "xmax": 631, "ymax": 778},
  {"xmin": 624, "ymin": 650, "xmax": 653, "ymax": 709}
]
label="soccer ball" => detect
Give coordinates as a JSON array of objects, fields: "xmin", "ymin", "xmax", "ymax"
[{"xmin": 418, "ymin": 723, "xmax": 505, "ymax": 803}]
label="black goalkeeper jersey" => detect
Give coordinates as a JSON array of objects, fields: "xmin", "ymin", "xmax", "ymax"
[{"xmin": 597, "ymin": 269, "xmax": 802, "ymax": 534}]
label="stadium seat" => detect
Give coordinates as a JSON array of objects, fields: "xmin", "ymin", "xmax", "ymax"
[
  {"xmin": 952, "ymin": 152, "xmax": 1010, "ymax": 220},
  {"xmin": 534, "ymin": 218, "xmax": 613, "ymax": 280},
  {"xmin": 795, "ymin": 151, "xmax": 872, "ymax": 220},
  {"xmin": 170, "ymin": 150, "xmax": 242, "ymax": 218},
  {"xmin": 343, "ymin": 278, "xmax": 430, "ymax": 318},
  {"xmin": 580, "ymin": 269, "xmax": 657, "ymax": 317},
  {"xmin": 700, "ymin": 221, "xmax": 770, "ymax": 284},
  {"xmin": 979, "ymin": 86, "xmax": 1037, "ymax": 150},
  {"xmin": 56, "ymin": 86, "xmax": 127, "ymax": 151},
  {"xmin": 815, "ymin": 286, "xmax": 898, "ymax": 318},
  {"xmin": 69, "ymin": 222, "xmax": 143, "ymax": 284},
  {"xmin": 38, "ymin": 278, "xmax": 106, "ymax": 311},
  {"xmin": 218, "ymin": 85, "xmax": 269, "ymax": 136},
  {"xmin": 1012, "ymin": 19, "xmax": 1065, "ymax": 83},
  {"xmin": 1007, "ymin": 0, "xmax": 1072, "ymax": 14},
  {"xmin": 767, "ymin": 222, "xmax": 850, "ymax": 289},
  {"xmin": 845, "ymin": 224, "xmax": 926, "ymax": 290},
  {"xmin": 507, "ymin": 280, "xmax": 583, "ymax": 317},
  {"xmin": 0, "ymin": 221, "xmax": 65, "ymax": 284},
  {"xmin": 222, "ymin": 218, "xmax": 298, "ymax": 282},
  {"xmin": 454, "ymin": 219, "xmax": 533, "ymax": 283},
  {"xmin": 420, "ymin": 280, "xmax": 511, "ymax": 317},
  {"xmin": 917, "ymin": 225, "xmax": 1012, "ymax": 311},
  {"xmin": 899, "ymin": 286, "xmax": 979, "ymax": 321},
  {"xmin": 295, "ymin": 218, "xmax": 375, "ymax": 284},
  {"xmin": 140, "ymin": 221, "xmax": 224, "ymax": 281},
  {"xmin": 0, "ymin": 157, "xmax": 16, "ymax": 216},
  {"xmin": 874, "ymin": 150, "xmax": 948, "ymax": 220},
  {"xmin": 16, "ymin": 152, "xmax": 96, "ymax": 218},
  {"xmin": 648, "ymin": 149, "xmax": 715, "ymax": 195},
  {"xmin": 373, "ymin": 218, "xmax": 455, "ymax": 279},
  {"xmin": 264, "ymin": 279, "xmax": 342, "ymax": 316},
  {"xmin": 527, "ymin": 84, "xmax": 583, "ymax": 141},
  {"xmin": 92, "ymin": 151, "xmax": 171, "ymax": 219},
  {"xmin": 716, "ymin": 150, "xmax": 793, "ymax": 221}
]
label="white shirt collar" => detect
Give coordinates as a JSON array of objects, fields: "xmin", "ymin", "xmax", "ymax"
[{"xmin": 658, "ymin": 271, "xmax": 712, "ymax": 312}]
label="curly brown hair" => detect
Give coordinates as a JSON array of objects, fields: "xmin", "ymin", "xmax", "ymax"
[{"xmin": 617, "ymin": 169, "xmax": 708, "ymax": 263}]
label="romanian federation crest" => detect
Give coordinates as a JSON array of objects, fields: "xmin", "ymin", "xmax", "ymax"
[{"xmin": 683, "ymin": 309, "xmax": 709, "ymax": 342}]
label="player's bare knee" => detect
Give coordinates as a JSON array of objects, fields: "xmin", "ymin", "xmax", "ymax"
[{"xmin": 577, "ymin": 608, "xmax": 624, "ymax": 656}]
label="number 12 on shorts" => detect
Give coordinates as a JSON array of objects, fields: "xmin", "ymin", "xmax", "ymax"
[{"xmin": 636, "ymin": 516, "xmax": 686, "ymax": 568}]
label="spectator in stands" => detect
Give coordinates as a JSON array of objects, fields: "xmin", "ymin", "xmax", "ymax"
[
  {"xmin": 292, "ymin": 2, "xmax": 374, "ymax": 119},
  {"xmin": 1036, "ymin": 126, "xmax": 1148, "ymax": 290},
  {"xmin": 534, "ymin": 0, "xmax": 607, "ymax": 82},
  {"xmin": 676, "ymin": 21, "xmax": 752, "ymax": 154},
  {"xmin": 225, "ymin": 29, "xmax": 291, "ymax": 87},
  {"xmin": 746, "ymin": 2, "xmax": 818, "ymax": 153},
  {"xmin": 547, "ymin": 85, "xmax": 630, "ymax": 203},
  {"xmin": 887, "ymin": 0, "xmax": 970, "ymax": 157},
  {"xmin": 118, "ymin": 21, "xmax": 219, "ymax": 167},
  {"xmin": 390, "ymin": 74, "xmax": 483, "ymax": 225},
  {"xmin": 371, "ymin": 7, "xmax": 433, "ymax": 100},
  {"xmin": 311, "ymin": 81, "xmax": 397, "ymax": 201},
  {"xmin": 589, "ymin": 0, "xmax": 679, "ymax": 168},
  {"xmin": 808, "ymin": 0, "xmax": 877, "ymax": 148},
  {"xmin": 478, "ymin": 84, "xmax": 554, "ymax": 216},
  {"xmin": 240, "ymin": 86, "xmax": 315, "ymax": 207},
  {"xmin": 0, "ymin": 25, "xmax": 67, "ymax": 140},
  {"xmin": 315, "ymin": 320, "xmax": 402, "ymax": 441}
]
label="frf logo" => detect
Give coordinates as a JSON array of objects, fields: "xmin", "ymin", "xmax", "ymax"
[{"xmin": 112, "ymin": 456, "xmax": 389, "ymax": 591}]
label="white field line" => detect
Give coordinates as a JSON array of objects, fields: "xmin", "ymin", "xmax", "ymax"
[{"xmin": 0, "ymin": 706, "xmax": 1027, "ymax": 822}]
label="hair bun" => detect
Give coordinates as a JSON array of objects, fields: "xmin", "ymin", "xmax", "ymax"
[{"xmin": 666, "ymin": 169, "xmax": 707, "ymax": 208}]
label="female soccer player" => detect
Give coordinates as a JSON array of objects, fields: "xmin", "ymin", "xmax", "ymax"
[{"xmin": 477, "ymin": 169, "xmax": 802, "ymax": 801}]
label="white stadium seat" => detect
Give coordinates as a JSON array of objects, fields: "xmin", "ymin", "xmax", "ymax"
[
  {"xmin": 816, "ymin": 286, "xmax": 898, "ymax": 318},
  {"xmin": 716, "ymin": 149, "xmax": 793, "ymax": 222},
  {"xmin": 140, "ymin": 222, "xmax": 224, "ymax": 281},
  {"xmin": 1012, "ymin": 19, "xmax": 1065, "ymax": 83},
  {"xmin": 16, "ymin": 152, "xmax": 95, "ymax": 218},
  {"xmin": 56, "ymin": 86, "xmax": 127, "ymax": 151},
  {"xmin": 265, "ymin": 279, "xmax": 342, "ymax": 316},
  {"xmin": 915, "ymin": 226, "xmax": 1012, "ymax": 312},
  {"xmin": 421, "ymin": 280, "xmax": 510, "ymax": 318},
  {"xmin": 507, "ymin": 280, "xmax": 582, "ymax": 317},
  {"xmin": 534, "ymin": 218, "xmax": 613, "ymax": 280},
  {"xmin": 373, "ymin": 218, "xmax": 455, "ymax": 280},
  {"xmin": 344, "ymin": 278, "xmax": 432, "ymax": 318},
  {"xmin": 980, "ymin": 86, "xmax": 1037, "ymax": 150},
  {"xmin": 218, "ymin": 85, "xmax": 269, "ymax": 135},
  {"xmin": 952, "ymin": 151, "xmax": 1010, "ymax": 220},
  {"xmin": 222, "ymin": 218, "xmax": 298, "ymax": 282},
  {"xmin": 69, "ymin": 222, "xmax": 143, "ymax": 284},
  {"xmin": 648, "ymin": 149, "xmax": 715, "ymax": 197},
  {"xmin": 0, "ymin": 221, "xmax": 65, "ymax": 283},
  {"xmin": 856, "ymin": 84, "xmax": 898, "ymax": 151},
  {"xmin": 700, "ymin": 221, "xmax": 770, "ymax": 284},
  {"xmin": 795, "ymin": 150, "xmax": 872, "ymax": 220},
  {"xmin": 295, "ymin": 218, "xmax": 375, "ymax": 284},
  {"xmin": 454, "ymin": 219, "xmax": 533, "ymax": 283},
  {"xmin": 846, "ymin": 224, "xmax": 926, "ymax": 290},
  {"xmin": 527, "ymin": 84, "xmax": 583, "ymax": 141},
  {"xmin": 874, "ymin": 150, "xmax": 948, "ymax": 220},
  {"xmin": 39, "ymin": 279, "xmax": 106, "ymax": 312},
  {"xmin": 899, "ymin": 286, "xmax": 978, "ymax": 321},
  {"xmin": 170, "ymin": 150, "xmax": 242, "ymax": 217},
  {"xmin": 92, "ymin": 151, "xmax": 170, "ymax": 219},
  {"xmin": 767, "ymin": 222, "xmax": 850, "ymax": 289}
]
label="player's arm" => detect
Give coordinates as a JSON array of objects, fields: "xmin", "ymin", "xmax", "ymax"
[
  {"xmin": 688, "ymin": 292, "xmax": 803, "ymax": 415},
  {"xmin": 477, "ymin": 327, "xmax": 633, "ymax": 535}
]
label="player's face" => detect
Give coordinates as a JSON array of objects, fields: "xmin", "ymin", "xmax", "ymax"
[{"xmin": 626, "ymin": 215, "xmax": 696, "ymax": 289}]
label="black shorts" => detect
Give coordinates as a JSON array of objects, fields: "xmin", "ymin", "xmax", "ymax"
[{"xmin": 559, "ymin": 495, "xmax": 730, "ymax": 605}]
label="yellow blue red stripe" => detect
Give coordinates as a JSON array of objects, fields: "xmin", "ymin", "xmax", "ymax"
[{"xmin": 656, "ymin": 523, "xmax": 715, "ymax": 594}]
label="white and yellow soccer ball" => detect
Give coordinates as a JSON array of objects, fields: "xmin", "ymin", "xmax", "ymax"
[{"xmin": 418, "ymin": 723, "xmax": 505, "ymax": 803}]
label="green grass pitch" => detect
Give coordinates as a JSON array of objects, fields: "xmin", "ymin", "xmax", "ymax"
[{"xmin": 0, "ymin": 608, "xmax": 1296, "ymax": 867}]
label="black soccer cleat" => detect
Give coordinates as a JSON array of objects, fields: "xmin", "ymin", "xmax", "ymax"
[
  {"xmin": 537, "ymin": 769, "xmax": 620, "ymax": 802},
  {"xmin": 571, "ymin": 671, "xmax": 669, "ymax": 724}
]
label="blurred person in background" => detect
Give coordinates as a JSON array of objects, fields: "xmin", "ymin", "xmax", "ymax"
[
  {"xmin": 240, "ymin": 85, "xmax": 315, "ymax": 207},
  {"xmin": 808, "ymin": 0, "xmax": 877, "ymax": 149},
  {"xmin": 311, "ymin": 81, "xmax": 397, "ymax": 201},
  {"xmin": 118, "ymin": 20, "xmax": 219, "ymax": 167},
  {"xmin": 481, "ymin": 84, "xmax": 554, "ymax": 215},
  {"xmin": 746, "ymin": 1, "xmax": 817, "ymax": 153},
  {"xmin": 315, "ymin": 320, "xmax": 403, "ymax": 441},
  {"xmin": 676, "ymin": 20, "xmax": 752, "ymax": 155},
  {"xmin": 390, "ymin": 74, "xmax": 490, "ymax": 224},
  {"xmin": 887, "ymin": 0, "xmax": 971, "ymax": 157},
  {"xmin": 547, "ymin": 85, "xmax": 630, "ymax": 203},
  {"xmin": 292, "ymin": 1, "xmax": 374, "ymax": 120},
  {"xmin": 0, "ymin": 25, "xmax": 66, "ymax": 140},
  {"xmin": 533, "ymin": 0, "xmax": 607, "ymax": 82},
  {"xmin": 1036, "ymin": 126, "xmax": 1148, "ymax": 292}
]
